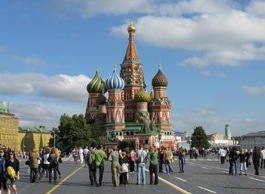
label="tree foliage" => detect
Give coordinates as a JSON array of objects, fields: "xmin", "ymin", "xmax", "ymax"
[
  {"xmin": 51, "ymin": 114, "xmax": 97, "ymax": 154},
  {"xmin": 191, "ymin": 126, "xmax": 210, "ymax": 149}
]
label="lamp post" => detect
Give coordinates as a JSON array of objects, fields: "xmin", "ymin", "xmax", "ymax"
[{"xmin": 53, "ymin": 128, "xmax": 56, "ymax": 148}]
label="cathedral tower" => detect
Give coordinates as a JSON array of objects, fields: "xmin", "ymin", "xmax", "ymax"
[{"xmin": 120, "ymin": 22, "xmax": 146, "ymax": 122}]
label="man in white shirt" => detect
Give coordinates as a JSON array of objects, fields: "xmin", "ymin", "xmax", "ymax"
[{"xmin": 219, "ymin": 148, "xmax": 227, "ymax": 164}]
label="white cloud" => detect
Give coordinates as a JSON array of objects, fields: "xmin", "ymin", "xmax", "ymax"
[
  {"xmin": 241, "ymin": 85, "xmax": 265, "ymax": 95},
  {"xmin": 246, "ymin": 0, "xmax": 265, "ymax": 18},
  {"xmin": 49, "ymin": 0, "xmax": 265, "ymax": 67},
  {"xmin": 0, "ymin": 72, "xmax": 91, "ymax": 102},
  {"xmin": 1, "ymin": 72, "xmax": 92, "ymax": 128}
]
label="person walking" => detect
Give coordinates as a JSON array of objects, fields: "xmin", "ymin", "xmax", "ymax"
[
  {"xmin": 28, "ymin": 149, "xmax": 40, "ymax": 183},
  {"xmin": 253, "ymin": 146, "xmax": 261, "ymax": 175},
  {"xmin": 5, "ymin": 151, "xmax": 20, "ymax": 194},
  {"xmin": 87, "ymin": 147, "xmax": 96, "ymax": 185},
  {"xmin": 136, "ymin": 145, "xmax": 147, "ymax": 185},
  {"xmin": 178, "ymin": 148, "xmax": 185, "ymax": 173},
  {"xmin": 48, "ymin": 147, "xmax": 59, "ymax": 183},
  {"xmin": 94, "ymin": 145, "xmax": 107, "ymax": 186},
  {"xmin": 147, "ymin": 147, "xmax": 158, "ymax": 185},
  {"xmin": 39, "ymin": 147, "xmax": 50, "ymax": 180},
  {"xmin": 119, "ymin": 152, "xmax": 129, "ymax": 186},
  {"xmin": 108, "ymin": 146, "xmax": 121, "ymax": 187},
  {"xmin": 239, "ymin": 148, "xmax": 247, "ymax": 175},
  {"xmin": 219, "ymin": 147, "xmax": 227, "ymax": 164}
]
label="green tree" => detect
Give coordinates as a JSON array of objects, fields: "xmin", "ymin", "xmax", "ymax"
[
  {"xmin": 53, "ymin": 114, "xmax": 95, "ymax": 154},
  {"xmin": 191, "ymin": 126, "xmax": 210, "ymax": 149}
]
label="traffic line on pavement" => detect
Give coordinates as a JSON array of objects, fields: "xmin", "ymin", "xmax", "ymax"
[
  {"xmin": 158, "ymin": 176, "xmax": 191, "ymax": 194},
  {"xmin": 248, "ymin": 177, "xmax": 265, "ymax": 183},
  {"xmin": 45, "ymin": 164, "xmax": 85, "ymax": 194},
  {"xmin": 198, "ymin": 186, "xmax": 216, "ymax": 193},
  {"xmin": 173, "ymin": 177, "xmax": 187, "ymax": 182}
]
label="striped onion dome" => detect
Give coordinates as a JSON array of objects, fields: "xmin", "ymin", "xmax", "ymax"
[
  {"xmin": 87, "ymin": 70, "xmax": 105, "ymax": 93},
  {"xmin": 152, "ymin": 68, "xmax": 168, "ymax": 87},
  {"xmin": 135, "ymin": 87, "xmax": 151, "ymax": 102},
  {"xmin": 105, "ymin": 68, "xmax": 125, "ymax": 90}
]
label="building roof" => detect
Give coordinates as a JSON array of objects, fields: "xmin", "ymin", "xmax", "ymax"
[
  {"xmin": 19, "ymin": 126, "xmax": 51, "ymax": 133},
  {"xmin": 243, "ymin": 131, "xmax": 265, "ymax": 137}
]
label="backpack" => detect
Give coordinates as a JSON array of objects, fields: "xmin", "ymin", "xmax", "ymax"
[
  {"xmin": 87, "ymin": 152, "xmax": 95, "ymax": 165},
  {"xmin": 7, "ymin": 166, "xmax": 16, "ymax": 179},
  {"xmin": 48, "ymin": 155, "xmax": 58, "ymax": 167}
]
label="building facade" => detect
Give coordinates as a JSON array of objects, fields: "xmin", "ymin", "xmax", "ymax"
[
  {"xmin": 0, "ymin": 101, "xmax": 19, "ymax": 150},
  {"xmin": 0, "ymin": 101, "xmax": 51, "ymax": 152},
  {"xmin": 85, "ymin": 23, "xmax": 176, "ymax": 149}
]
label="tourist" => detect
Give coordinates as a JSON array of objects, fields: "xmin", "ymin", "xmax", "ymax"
[
  {"xmin": 5, "ymin": 151, "xmax": 20, "ymax": 194},
  {"xmin": 147, "ymin": 147, "xmax": 158, "ymax": 185},
  {"xmin": 239, "ymin": 148, "xmax": 247, "ymax": 175},
  {"xmin": 28, "ymin": 148, "xmax": 39, "ymax": 183},
  {"xmin": 119, "ymin": 152, "xmax": 129, "ymax": 186},
  {"xmin": 252, "ymin": 146, "xmax": 260, "ymax": 175},
  {"xmin": 108, "ymin": 146, "xmax": 121, "ymax": 187},
  {"xmin": 136, "ymin": 145, "xmax": 147, "ymax": 185},
  {"xmin": 94, "ymin": 145, "xmax": 107, "ymax": 186}
]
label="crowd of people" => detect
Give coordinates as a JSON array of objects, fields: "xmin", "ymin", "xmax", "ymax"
[
  {"xmin": 68, "ymin": 145, "xmax": 190, "ymax": 187},
  {"xmin": 218, "ymin": 146, "xmax": 265, "ymax": 176},
  {"xmin": 0, "ymin": 144, "xmax": 264, "ymax": 193},
  {"xmin": 0, "ymin": 146, "xmax": 63, "ymax": 194}
]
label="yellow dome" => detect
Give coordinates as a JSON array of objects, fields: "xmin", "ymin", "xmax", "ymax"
[{"xmin": 127, "ymin": 22, "xmax": 136, "ymax": 33}]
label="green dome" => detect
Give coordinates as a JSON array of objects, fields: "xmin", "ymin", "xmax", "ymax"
[
  {"xmin": 135, "ymin": 87, "xmax": 151, "ymax": 102},
  {"xmin": 87, "ymin": 70, "xmax": 105, "ymax": 93}
]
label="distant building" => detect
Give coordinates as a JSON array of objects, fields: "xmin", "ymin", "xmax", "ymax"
[
  {"xmin": 0, "ymin": 101, "xmax": 19, "ymax": 150},
  {"xmin": 208, "ymin": 133, "xmax": 234, "ymax": 147},
  {"xmin": 0, "ymin": 101, "xmax": 52, "ymax": 152},
  {"xmin": 238, "ymin": 131, "xmax": 265, "ymax": 150},
  {"xmin": 225, "ymin": 124, "xmax": 231, "ymax": 140}
]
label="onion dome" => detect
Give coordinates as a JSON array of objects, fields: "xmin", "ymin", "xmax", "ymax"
[
  {"xmin": 127, "ymin": 22, "xmax": 136, "ymax": 33},
  {"xmin": 87, "ymin": 69, "xmax": 105, "ymax": 93},
  {"xmin": 97, "ymin": 92, "xmax": 107, "ymax": 105},
  {"xmin": 105, "ymin": 68, "xmax": 125, "ymax": 90},
  {"xmin": 152, "ymin": 68, "xmax": 168, "ymax": 87},
  {"xmin": 135, "ymin": 87, "xmax": 151, "ymax": 102}
]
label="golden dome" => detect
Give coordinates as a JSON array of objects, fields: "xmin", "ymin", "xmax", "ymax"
[{"xmin": 127, "ymin": 22, "xmax": 136, "ymax": 33}]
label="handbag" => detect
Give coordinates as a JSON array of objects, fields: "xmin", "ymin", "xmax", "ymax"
[{"xmin": 25, "ymin": 160, "xmax": 30, "ymax": 165}]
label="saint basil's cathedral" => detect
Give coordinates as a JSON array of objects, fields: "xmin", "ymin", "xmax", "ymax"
[{"xmin": 85, "ymin": 23, "xmax": 176, "ymax": 149}]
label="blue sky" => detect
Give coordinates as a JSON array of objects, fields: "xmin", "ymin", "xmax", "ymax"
[{"xmin": 1, "ymin": 0, "xmax": 265, "ymax": 136}]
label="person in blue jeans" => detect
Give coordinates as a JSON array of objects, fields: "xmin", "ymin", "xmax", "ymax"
[{"xmin": 136, "ymin": 145, "xmax": 147, "ymax": 185}]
